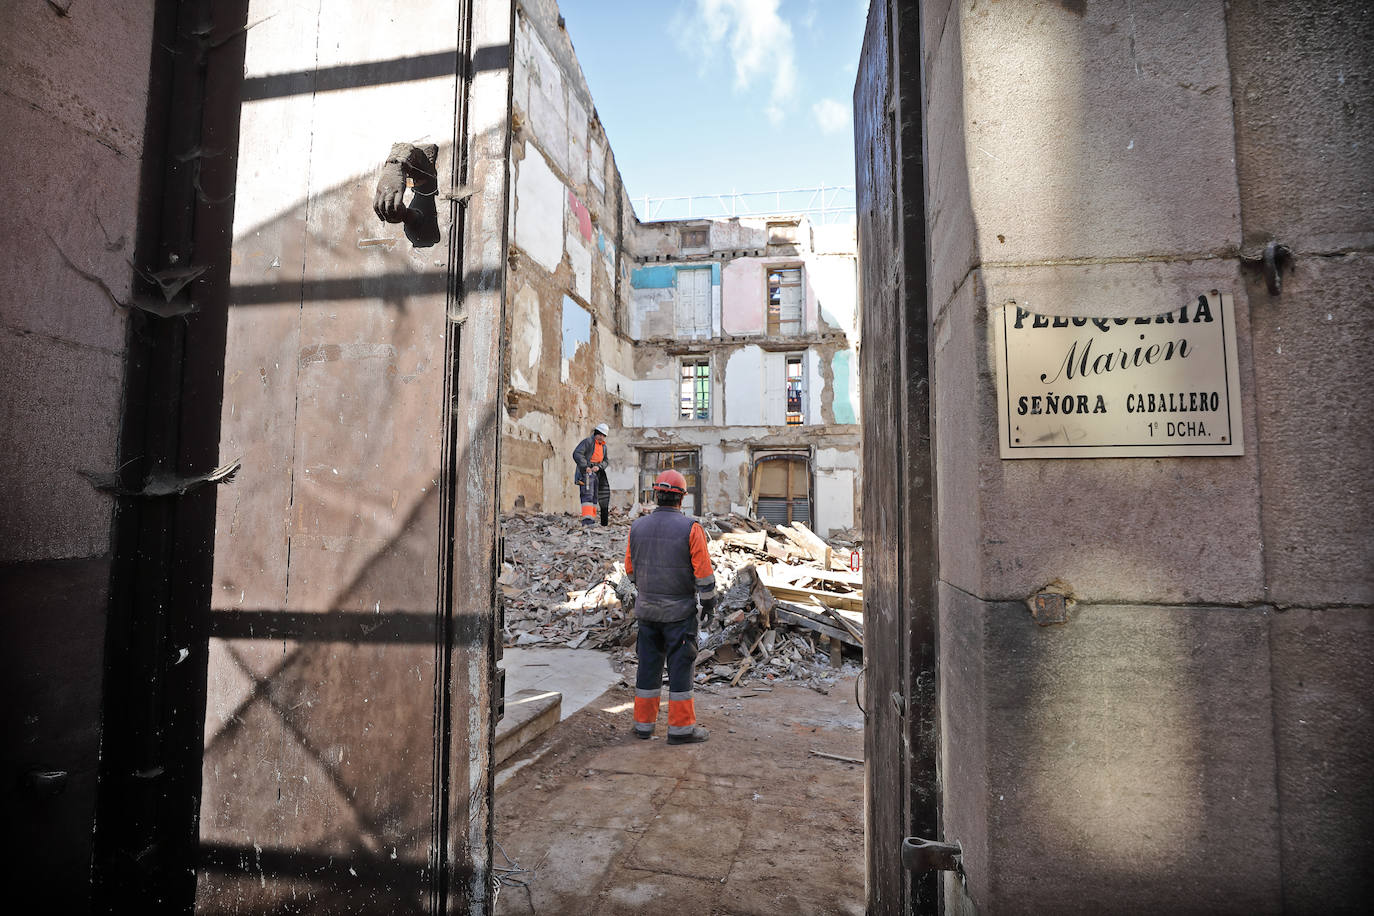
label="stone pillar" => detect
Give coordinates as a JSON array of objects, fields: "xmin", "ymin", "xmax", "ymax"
[
  {"xmin": 921, "ymin": 0, "xmax": 1372, "ymax": 912},
  {"xmin": 0, "ymin": 3, "xmax": 153, "ymax": 908}
]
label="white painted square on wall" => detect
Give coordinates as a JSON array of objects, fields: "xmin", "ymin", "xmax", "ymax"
[{"xmin": 514, "ymin": 147, "xmax": 565, "ymax": 272}]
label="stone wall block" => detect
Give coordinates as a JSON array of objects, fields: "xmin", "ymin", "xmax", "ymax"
[
  {"xmin": 0, "ymin": 2, "xmax": 152, "ymax": 159},
  {"xmin": 0, "ymin": 331, "xmax": 122, "ymax": 563},
  {"xmin": 934, "ymin": 275, "xmax": 991, "ymax": 596},
  {"xmin": 923, "ymin": 0, "xmax": 979, "ymax": 318},
  {"xmin": 1248, "ymin": 253, "xmax": 1374, "ymax": 605},
  {"xmin": 1269, "ymin": 607, "xmax": 1374, "ymax": 913},
  {"xmin": 0, "ymin": 557, "xmax": 113, "ymax": 913},
  {"xmin": 1226, "ymin": 0, "xmax": 1374, "ymax": 253},
  {"xmin": 958, "ymin": 0, "xmax": 1241, "ymax": 263},
  {"xmin": 981, "ymin": 602, "xmax": 1282, "ymax": 913},
  {"xmin": 938, "ymin": 581, "xmax": 991, "ymax": 910},
  {"xmin": 938, "ymin": 261, "xmax": 1265, "ymax": 604},
  {"xmin": 0, "ymin": 95, "xmax": 136, "ymax": 353}
]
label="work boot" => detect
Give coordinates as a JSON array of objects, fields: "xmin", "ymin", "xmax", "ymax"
[
  {"xmin": 666, "ymin": 726, "xmax": 709, "ymax": 745},
  {"xmin": 633, "ymin": 728, "xmax": 653, "ymax": 740}
]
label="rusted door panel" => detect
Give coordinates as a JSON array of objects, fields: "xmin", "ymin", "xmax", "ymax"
[
  {"xmin": 857, "ymin": 1, "xmax": 938, "ymax": 914},
  {"xmin": 856, "ymin": 1, "xmax": 908, "ymax": 907},
  {"xmin": 199, "ymin": 0, "xmax": 509, "ymax": 910}
]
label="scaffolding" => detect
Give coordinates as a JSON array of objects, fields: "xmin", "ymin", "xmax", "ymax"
[{"xmin": 635, "ymin": 184, "xmax": 856, "ymax": 224}]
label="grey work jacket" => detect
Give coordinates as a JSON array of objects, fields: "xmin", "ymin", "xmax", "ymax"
[{"xmin": 627, "ymin": 507, "xmax": 715, "ymax": 622}]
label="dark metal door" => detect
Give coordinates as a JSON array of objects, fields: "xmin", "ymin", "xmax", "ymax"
[
  {"xmin": 93, "ymin": 1, "xmax": 514, "ymax": 912},
  {"xmin": 856, "ymin": 1, "xmax": 940, "ymax": 914}
]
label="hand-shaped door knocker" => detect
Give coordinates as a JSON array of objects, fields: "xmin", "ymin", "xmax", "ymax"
[{"xmin": 373, "ymin": 141, "xmax": 440, "ymax": 248}]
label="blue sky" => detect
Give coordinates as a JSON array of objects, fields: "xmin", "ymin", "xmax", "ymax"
[{"xmin": 558, "ymin": 0, "xmax": 870, "ymax": 218}]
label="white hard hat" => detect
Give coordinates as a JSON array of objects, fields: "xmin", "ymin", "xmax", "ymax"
[{"xmin": 595, "ymin": 423, "xmax": 609, "ymax": 435}]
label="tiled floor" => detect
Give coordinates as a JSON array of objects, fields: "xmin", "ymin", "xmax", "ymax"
[{"xmin": 494, "ymin": 675, "xmax": 865, "ymax": 916}]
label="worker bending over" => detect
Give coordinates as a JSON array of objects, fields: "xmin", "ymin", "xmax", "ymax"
[
  {"xmin": 624, "ymin": 470, "xmax": 715, "ymax": 744},
  {"xmin": 572, "ymin": 423, "xmax": 611, "ymax": 527}
]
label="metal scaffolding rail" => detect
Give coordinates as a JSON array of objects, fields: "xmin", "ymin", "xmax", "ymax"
[{"xmin": 636, "ymin": 184, "xmax": 856, "ymax": 224}]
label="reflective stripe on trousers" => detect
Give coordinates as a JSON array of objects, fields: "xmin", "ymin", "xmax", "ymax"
[{"xmin": 633, "ymin": 616, "xmax": 697, "ymax": 736}]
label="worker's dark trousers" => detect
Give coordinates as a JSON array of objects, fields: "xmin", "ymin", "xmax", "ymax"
[
  {"xmin": 578, "ymin": 471, "xmax": 609, "ymax": 526},
  {"xmin": 634, "ymin": 615, "xmax": 697, "ymax": 737}
]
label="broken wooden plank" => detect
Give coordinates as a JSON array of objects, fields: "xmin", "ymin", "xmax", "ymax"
[
  {"xmin": 729, "ymin": 629, "xmax": 769, "ymax": 686},
  {"xmin": 810, "ymin": 596, "xmax": 864, "ymax": 645},
  {"xmin": 809, "ymin": 749, "xmax": 863, "ymax": 765},
  {"xmin": 786, "ymin": 521, "xmax": 833, "ymax": 562},
  {"xmin": 757, "ymin": 578, "xmax": 863, "ymax": 614},
  {"xmin": 775, "ymin": 605, "xmax": 860, "ymax": 647},
  {"xmin": 774, "ymin": 524, "xmax": 823, "ymax": 561},
  {"xmin": 793, "ymin": 567, "xmax": 864, "ymax": 589},
  {"xmin": 720, "ymin": 530, "xmax": 767, "ymax": 551}
]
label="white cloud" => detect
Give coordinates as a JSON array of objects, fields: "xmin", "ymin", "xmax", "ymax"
[
  {"xmin": 812, "ymin": 98, "xmax": 850, "ymax": 134},
  {"xmin": 693, "ymin": 0, "xmax": 797, "ymax": 114}
]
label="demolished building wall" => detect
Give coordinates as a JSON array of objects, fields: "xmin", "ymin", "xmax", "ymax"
[
  {"xmin": 619, "ymin": 216, "xmax": 861, "ymax": 534},
  {"xmin": 502, "ymin": 0, "xmax": 862, "ymax": 534},
  {"xmin": 503, "ymin": 0, "xmax": 637, "ymax": 515}
]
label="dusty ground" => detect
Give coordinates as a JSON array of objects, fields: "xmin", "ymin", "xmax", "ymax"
[{"xmin": 493, "ymin": 674, "xmax": 865, "ymax": 916}]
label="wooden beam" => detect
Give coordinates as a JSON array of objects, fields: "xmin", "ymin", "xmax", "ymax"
[
  {"xmin": 720, "ymin": 530, "xmax": 767, "ymax": 552},
  {"xmin": 794, "ymin": 567, "xmax": 864, "ymax": 588},
  {"xmin": 757, "ymin": 578, "xmax": 863, "ymax": 614},
  {"xmin": 786, "ymin": 521, "xmax": 832, "ymax": 561},
  {"xmin": 810, "ymin": 597, "xmax": 864, "ymax": 645},
  {"xmin": 775, "ymin": 606, "xmax": 859, "ymax": 647}
]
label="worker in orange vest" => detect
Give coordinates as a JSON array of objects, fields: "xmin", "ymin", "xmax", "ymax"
[
  {"xmin": 623, "ymin": 469, "xmax": 714, "ymax": 744},
  {"xmin": 573, "ymin": 423, "xmax": 611, "ymax": 527}
]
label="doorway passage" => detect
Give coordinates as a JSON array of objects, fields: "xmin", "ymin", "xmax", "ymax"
[
  {"xmin": 638, "ymin": 449, "xmax": 702, "ymax": 516},
  {"xmin": 751, "ymin": 452, "xmax": 813, "ymax": 527}
]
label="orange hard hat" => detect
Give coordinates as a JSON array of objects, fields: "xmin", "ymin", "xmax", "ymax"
[{"xmin": 652, "ymin": 469, "xmax": 687, "ymax": 495}]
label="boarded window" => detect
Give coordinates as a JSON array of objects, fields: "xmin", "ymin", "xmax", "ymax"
[
  {"xmin": 679, "ymin": 358, "xmax": 710, "ymax": 421},
  {"xmin": 767, "ymin": 221, "xmax": 799, "ymax": 246},
  {"xmin": 675, "ymin": 267, "xmax": 711, "ymax": 336},
  {"xmin": 752, "ymin": 454, "xmax": 810, "ymax": 527},
  {"xmin": 767, "ymin": 267, "xmax": 803, "ymax": 335},
  {"xmin": 639, "ymin": 449, "xmax": 700, "ymax": 515},
  {"xmin": 681, "ymin": 227, "xmax": 708, "ymax": 249},
  {"xmin": 786, "ymin": 354, "xmax": 804, "ymax": 424}
]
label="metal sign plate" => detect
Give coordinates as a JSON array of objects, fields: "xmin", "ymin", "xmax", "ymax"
[{"xmin": 993, "ymin": 292, "xmax": 1244, "ymax": 458}]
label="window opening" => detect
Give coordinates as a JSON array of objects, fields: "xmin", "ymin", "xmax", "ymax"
[
  {"xmin": 752, "ymin": 454, "xmax": 811, "ymax": 527},
  {"xmin": 681, "ymin": 227, "xmax": 708, "ymax": 249},
  {"xmin": 767, "ymin": 221, "xmax": 799, "ymax": 246},
  {"xmin": 639, "ymin": 449, "xmax": 701, "ymax": 516},
  {"xmin": 767, "ymin": 267, "xmax": 803, "ymax": 336},
  {"xmin": 679, "ymin": 358, "xmax": 710, "ymax": 421},
  {"xmin": 786, "ymin": 354, "xmax": 804, "ymax": 425}
]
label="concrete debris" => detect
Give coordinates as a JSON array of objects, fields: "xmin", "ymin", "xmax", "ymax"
[{"xmin": 500, "ymin": 509, "xmax": 864, "ymax": 691}]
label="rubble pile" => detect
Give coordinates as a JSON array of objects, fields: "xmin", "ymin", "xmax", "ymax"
[
  {"xmin": 498, "ymin": 511, "xmax": 636, "ymax": 650},
  {"xmin": 499, "ymin": 509, "xmax": 864, "ymax": 690}
]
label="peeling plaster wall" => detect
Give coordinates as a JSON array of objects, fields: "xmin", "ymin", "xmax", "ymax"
[
  {"xmin": 503, "ymin": 0, "xmax": 635, "ymax": 513},
  {"xmin": 500, "ymin": 2, "xmax": 861, "ymax": 531},
  {"xmin": 618, "ymin": 216, "xmax": 862, "ymax": 532},
  {"xmin": 623, "ymin": 424, "xmax": 862, "ymax": 532},
  {"xmin": 724, "ymin": 346, "xmax": 766, "ymax": 425}
]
